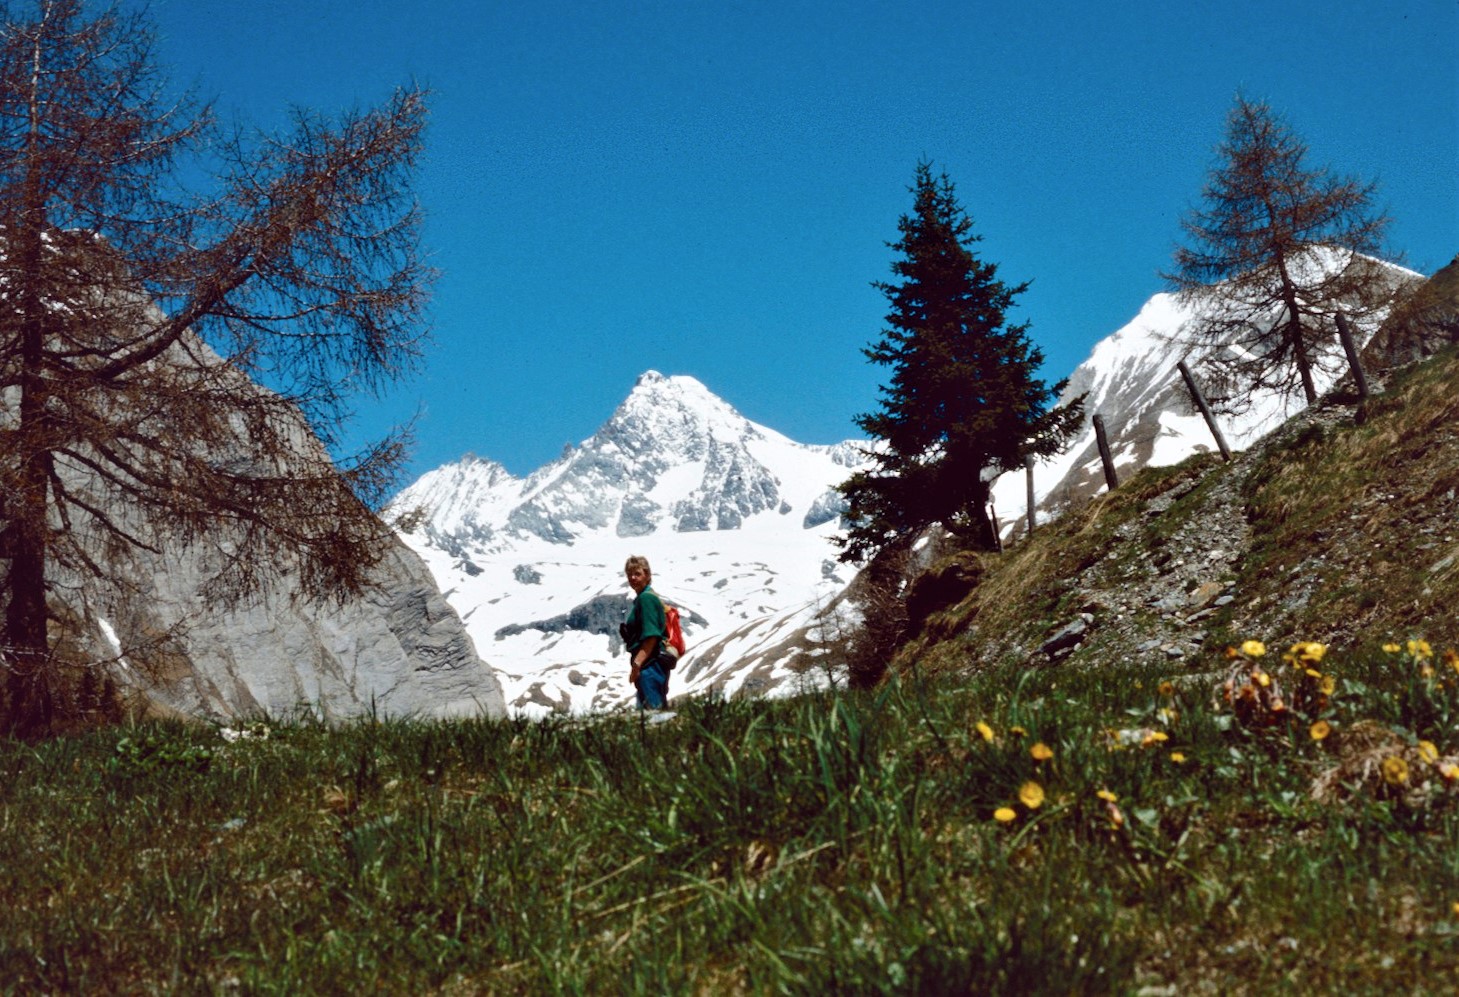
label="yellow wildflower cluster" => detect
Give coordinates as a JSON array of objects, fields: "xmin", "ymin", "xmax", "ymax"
[
  {"xmin": 1283, "ymin": 641, "xmax": 1337, "ymax": 718},
  {"xmin": 1223, "ymin": 638, "xmax": 1343, "ymax": 729},
  {"xmin": 990, "ymin": 780, "xmax": 1046, "ymax": 825},
  {"xmin": 1103, "ymin": 677, "xmax": 1185, "ymax": 755},
  {"xmin": 976, "ymin": 719, "xmax": 1037, "ymax": 745},
  {"xmin": 985, "ymin": 728, "xmax": 1058, "ymax": 825},
  {"xmin": 1389, "ymin": 739, "xmax": 1459, "ymax": 790},
  {"xmin": 1368, "ymin": 738, "xmax": 1459, "ymax": 805},
  {"xmin": 1222, "ymin": 640, "xmax": 1289, "ymax": 728},
  {"xmin": 1383, "ymin": 639, "xmax": 1459, "ymax": 691}
]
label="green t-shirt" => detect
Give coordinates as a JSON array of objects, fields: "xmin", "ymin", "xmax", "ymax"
[{"xmin": 626, "ymin": 586, "xmax": 667, "ymax": 653}]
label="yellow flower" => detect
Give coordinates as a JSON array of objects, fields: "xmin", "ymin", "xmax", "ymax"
[
  {"xmin": 1382, "ymin": 756, "xmax": 1410, "ymax": 786},
  {"xmin": 993, "ymin": 806, "xmax": 1017, "ymax": 823},
  {"xmin": 1096, "ymin": 789, "xmax": 1118, "ymax": 802},
  {"xmin": 1289, "ymin": 641, "xmax": 1326, "ymax": 663},
  {"xmin": 1254, "ymin": 671, "xmax": 1271, "ymax": 688},
  {"xmin": 1419, "ymin": 741, "xmax": 1440, "ymax": 764},
  {"xmin": 976, "ymin": 721, "xmax": 995, "ymax": 743},
  {"xmin": 1240, "ymin": 640, "xmax": 1267, "ymax": 658},
  {"xmin": 1440, "ymin": 763, "xmax": 1459, "ymax": 782},
  {"xmin": 1408, "ymin": 639, "xmax": 1434, "ymax": 660},
  {"xmin": 1142, "ymin": 731, "xmax": 1170, "ymax": 746},
  {"xmin": 1309, "ymin": 720, "xmax": 1332, "ymax": 741},
  {"xmin": 1018, "ymin": 781, "xmax": 1045, "ymax": 809},
  {"xmin": 1030, "ymin": 742, "xmax": 1054, "ymax": 761},
  {"xmin": 1157, "ymin": 681, "xmax": 1175, "ymax": 697},
  {"xmin": 1383, "ymin": 643, "xmax": 1402, "ymax": 654},
  {"xmin": 1320, "ymin": 675, "xmax": 1336, "ymax": 695},
  {"xmin": 1009, "ymin": 725, "xmax": 1028, "ymax": 737},
  {"xmin": 1170, "ymin": 751, "xmax": 1187, "ymax": 763},
  {"xmin": 1158, "ymin": 707, "xmax": 1178, "ymax": 724}
]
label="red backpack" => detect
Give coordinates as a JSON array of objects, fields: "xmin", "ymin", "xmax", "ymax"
[{"xmin": 661, "ymin": 602, "xmax": 688, "ymax": 667}]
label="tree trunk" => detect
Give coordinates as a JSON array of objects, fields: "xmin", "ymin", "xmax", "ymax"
[
  {"xmin": 4, "ymin": 78, "xmax": 57, "ymax": 735},
  {"xmin": 971, "ymin": 506, "xmax": 998, "ymax": 552},
  {"xmin": 5, "ymin": 321, "xmax": 56, "ymax": 736},
  {"xmin": 1294, "ymin": 339, "xmax": 1317, "ymax": 404}
]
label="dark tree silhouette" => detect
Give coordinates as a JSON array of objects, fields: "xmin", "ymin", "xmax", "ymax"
[
  {"xmin": 1166, "ymin": 94, "xmax": 1402, "ymax": 405},
  {"xmin": 837, "ymin": 163, "xmax": 1082, "ymax": 561},
  {"xmin": 0, "ymin": 0, "xmax": 433, "ymax": 735}
]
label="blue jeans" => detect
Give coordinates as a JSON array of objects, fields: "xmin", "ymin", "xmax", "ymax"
[{"xmin": 636, "ymin": 659, "xmax": 669, "ymax": 710}]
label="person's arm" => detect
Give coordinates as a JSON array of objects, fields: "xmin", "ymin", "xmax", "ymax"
[
  {"xmin": 628, "ymin": 635, "xmax": 660, "ymax": 687},
  {"xmin": 632, "ymin": 636, "xmax": 659, "ymax": 669}
]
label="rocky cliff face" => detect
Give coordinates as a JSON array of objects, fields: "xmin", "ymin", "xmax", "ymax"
[
  {"xmin": 9, "ymin": 329, "xmax": 507, "ymax": 724},
  {"xmin": 75, "ymin": 534, "xmax": 505, "ymax": 722}
]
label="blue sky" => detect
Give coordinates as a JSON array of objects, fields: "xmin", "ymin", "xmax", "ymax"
[{"xmin": 148, "ymin": 0, "xmax": 1458, "ymax": 483}]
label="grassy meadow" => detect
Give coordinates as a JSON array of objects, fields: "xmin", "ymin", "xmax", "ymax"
[{"xmin": 4, "ymin": 637, "xmax": 1459, "ymax": 993}]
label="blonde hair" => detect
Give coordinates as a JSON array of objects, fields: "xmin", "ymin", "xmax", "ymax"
[{"xmin": 624, "ymin": 555, "xmax": 651, "ymax": 581}]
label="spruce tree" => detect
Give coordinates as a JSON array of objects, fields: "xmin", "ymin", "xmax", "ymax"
[
  {"xmin": 1166, "ymin": 94, "xmax": 1401, "ymax": 404},
  {"xmin": 837, "ymin": 163, "xmax": 1082, "ymax": 561}
]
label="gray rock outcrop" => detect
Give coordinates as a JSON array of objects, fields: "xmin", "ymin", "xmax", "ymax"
[
  {"xmin": 14, "ymin": 326, "xmax": 507, "ymax": 723},
  {"xmin": 84, "ymin": 536, "xmax": 505, "ymax": 721}
]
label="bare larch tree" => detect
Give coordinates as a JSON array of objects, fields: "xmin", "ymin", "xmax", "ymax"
[
  {"xmin": 1165, "ymin": 94, "xmax": 1402, "ymax": 406},
  {"xmin": 0, "ymin": 0, "xmax": 433, "ymax": 735}
]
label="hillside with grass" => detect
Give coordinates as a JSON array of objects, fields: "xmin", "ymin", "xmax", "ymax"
[
  {"xmin": 891, "ymin": 343, "xmax": 1459, "ymax": 683},
  {"xmin": 5, "ymin": 349, "xmax": 1459, "ymax": 993}
]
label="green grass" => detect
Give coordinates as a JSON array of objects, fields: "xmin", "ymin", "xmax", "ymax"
[{"xmin": 4, "ymin": 642, "xmax": 1459, "ymax": 994}]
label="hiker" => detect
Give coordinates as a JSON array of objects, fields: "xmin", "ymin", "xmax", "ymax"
[{"xmin": 622, "ymin": 554, "xmax": 670, "ymax": 709}]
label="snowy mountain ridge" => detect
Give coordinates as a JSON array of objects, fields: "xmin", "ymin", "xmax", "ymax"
[
  {"xmin": 393, "ymin": 255, "xmax": 1423, "ymax": 717},
  {"xmin": 992, "ymin": 255, "xmax": 1421, "ymax": 529},
  {"xmin": 389, "ymin": 371, "xmax": 870, "ymax": 715}
]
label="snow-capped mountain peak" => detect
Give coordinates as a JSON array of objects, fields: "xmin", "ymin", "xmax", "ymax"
[
  {"xmin": 395, "ymin": 371, "xmax": 844, "ymax": 553},
  {"xmin": 388, "ymin": 372, "xmax": 870, "ymax": 715}
]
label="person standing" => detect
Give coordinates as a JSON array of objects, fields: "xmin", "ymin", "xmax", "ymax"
[{"xmin": 622, "ymin": 555, "xmax": 670, "ymax": 709}]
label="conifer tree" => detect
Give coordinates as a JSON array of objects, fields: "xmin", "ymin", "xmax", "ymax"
[
  {"xmin": 1166, "ymin": 94, "xmax": 1401, "ymax": 404},
  {"xmin": 837, "ymin": 163, "xmax": 1081, "ymax": 561},
  {"xmin": 0, "ymin": 0, "xmax": 432, "ymax": 735}
]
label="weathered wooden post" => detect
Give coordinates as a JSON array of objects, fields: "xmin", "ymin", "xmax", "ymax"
[
  {"xmin": 1092, "ymin": 414, "xmax": 1119, "ymax": 491},
  {"xmin": 1335, "ymin": 311, "xmax": 1371, "ymax": 401},
  {"xmin": 1024, "ymin": 455, "xmax": 1036, "ymax": 537},
  {"xmin": 1176, "ymin": 360, "xmax": 1233, "ymax": 461}
]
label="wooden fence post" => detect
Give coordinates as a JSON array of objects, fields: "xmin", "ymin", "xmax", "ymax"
[
  {"xmin": 1024, "ymin": 455, "xmax": 1036, "ymax": 538},
  {"xmin": 1335, "ymin": 311, "xmax": 1371, "ymax": 401},
  {"xmin": 1092, "ymin": 414, "xmax": 1119, "ymax": 491},
  {"xmin": 1176, "ymin": 360, "xmax": 1233, "ymax": 461}
]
